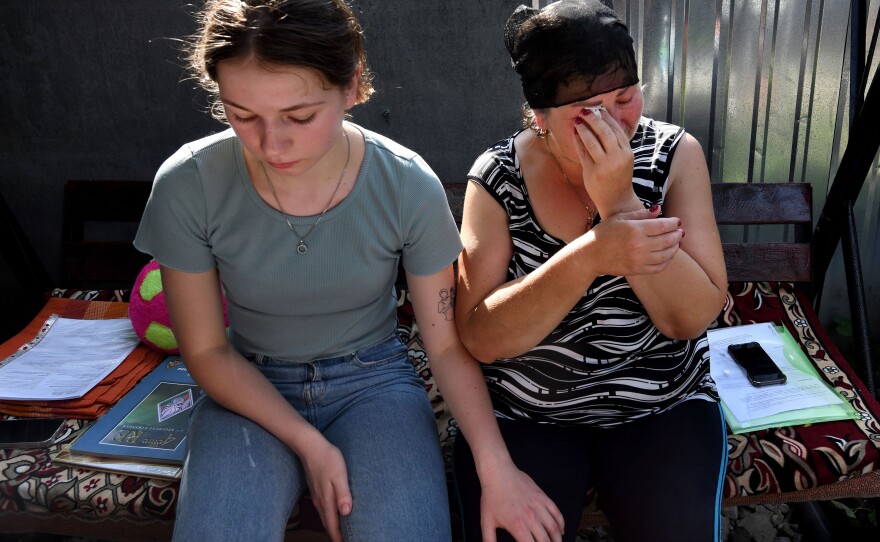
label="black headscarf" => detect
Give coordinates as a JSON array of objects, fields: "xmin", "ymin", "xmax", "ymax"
[{"xmin": 505, "ymin": 0, "xmax": 639, "ymax": 109}]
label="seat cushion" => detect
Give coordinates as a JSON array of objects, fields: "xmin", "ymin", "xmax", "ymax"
[
  {"xmin": 2, "ymin": 282, "xmax": 878, "ymax": 538},
  {"xmin": 717, "ymin": 282, "xmax": 880, "ymax": 504}
]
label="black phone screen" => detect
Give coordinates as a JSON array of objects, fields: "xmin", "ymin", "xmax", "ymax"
[
  {"xmin": 727, "ymin": 341, "xmax": 787, "ymax": 386},
  {"xmin": 0, "ymin": 418, "xmax": 66, "ymax": 447}
]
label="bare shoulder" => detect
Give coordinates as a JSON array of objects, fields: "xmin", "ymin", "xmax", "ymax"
[
  {"xmin": 666, "ymin": 131, "xmax": 711, "ymax": 195},
  {"xmin": 460, "ymin": 180, "xmax": 511, "ymax": 259},
  {"xmin": 664, "ymin": 132, "xmax": 712, "ymax": 217},
  {"xmin": 456, "ymin": 179, "xmax": 513, "ymax": 318}
]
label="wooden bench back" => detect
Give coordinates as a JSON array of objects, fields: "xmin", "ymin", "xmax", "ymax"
[
  {"xmin": 444, "ymin": 181, "xmax": 813, "ymax": 287},
  {"xmin": 711, "ymin": 182, "xmax": 812, "ymax": 286},
  {"xmin": 60, "ymin": 180, "xmax": 153, "ymax": 290},
  {"xmin": 57, "ymin": 180, "xmax": 811, "ymax": 292}
]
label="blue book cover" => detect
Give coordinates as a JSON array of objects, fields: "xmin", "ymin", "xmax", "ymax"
[{"xmin": 70, "ymin": 356, "xmax": 202, "ymax": 465}]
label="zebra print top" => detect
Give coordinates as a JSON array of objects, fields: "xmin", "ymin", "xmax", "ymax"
[{"xmin": 467, "ymin": 117, "xmax": 718, "ymax": 427}]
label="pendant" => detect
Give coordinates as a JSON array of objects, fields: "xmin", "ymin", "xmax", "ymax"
[{"xmin": 296, "ymin": 241, "xmax": 308, "ymax": 254}]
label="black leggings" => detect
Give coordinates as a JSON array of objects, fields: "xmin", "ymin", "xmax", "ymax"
[{"xmin": 452, "ymin": 400, "xmax": 727, "ymax": 542}]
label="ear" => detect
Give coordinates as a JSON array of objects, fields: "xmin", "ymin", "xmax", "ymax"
[
  {"xmin": 344, "ymin": 64, "xmax": 361, "ymax": 108},
  {"xmin": 534, "ymin": 109, "xmax": 549, "ymax": 133}
]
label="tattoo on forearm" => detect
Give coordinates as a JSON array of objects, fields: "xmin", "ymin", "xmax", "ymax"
[{"xmin": 438, "ymin": 287, "xmax": 455, "ymax": 321}]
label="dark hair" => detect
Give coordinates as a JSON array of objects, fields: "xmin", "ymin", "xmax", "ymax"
[
  {"xmin": 187, "ymin": 0, "xmax": 374, "ymax": 122},
  {"xmin": 505, "ymin": 0, "xmax": 638, "ymax": 129}
]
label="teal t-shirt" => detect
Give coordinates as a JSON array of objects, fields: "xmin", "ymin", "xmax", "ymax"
[{"xmin": 134, "ymin": 125, "xmax": 462, "ymax": 362}]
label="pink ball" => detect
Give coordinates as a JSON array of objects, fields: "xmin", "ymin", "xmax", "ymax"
[{"xmin": 129, "ymin": 260, "xmax": 228, "ymax": 353}]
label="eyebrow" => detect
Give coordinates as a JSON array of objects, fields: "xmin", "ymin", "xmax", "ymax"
[{"xmin": 219, "ymin": 98, "xmax": 324, "ymax": 113}]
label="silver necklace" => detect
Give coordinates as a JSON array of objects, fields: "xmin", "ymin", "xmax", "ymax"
[
  {"xmin": 262, "ymin": 129, "xmax": 350, "ymax": 254},
  {"xmin": 543, "ymin": 133, "xmax": 596, "ymax": 230}
]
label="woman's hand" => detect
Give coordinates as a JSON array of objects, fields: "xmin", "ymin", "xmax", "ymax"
[
  {"xmin": 297, "ymin": 436, "xmax": 352, "ymax": 542},
  {"xmin": 572, "ymin": 108, "xmax": 640, "ymax": 216},
  {"xmin": 577, "ymin": 205, "xmax": 684, "ymax": 277},
  {"xmin": 479, "ymin": 461, "xmax": 565, "ymax": 542},
  {"xmin": 161, "ymin": 266, "xmax": 358, "ymax": 540},
  {"xmin": 407, "ymin": 266, "xmax": 563, "ymax": 540}
]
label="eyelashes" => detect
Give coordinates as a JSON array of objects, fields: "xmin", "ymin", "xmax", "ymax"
[
  {"xmin": 229, "ymin": 112, "xmax": 317, "ymax": 125},
  {"xmin": 230, "ymin": 113, "xmax": 255, "ymax": 123},
  {"xmin": 289, "ymin": 115, "xmax": 316, "ymax": 125}
]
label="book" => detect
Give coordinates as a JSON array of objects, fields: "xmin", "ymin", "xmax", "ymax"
[
  {"xmin": 53, "ymin": 443, "xmax": 183, "ymax": 480},
  {"xmin": 69, "ymin": 356, "xmax": 202, "ymax": 465}
]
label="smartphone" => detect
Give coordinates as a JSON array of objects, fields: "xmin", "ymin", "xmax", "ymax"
[
  {"xmin": 727, "ymin": 341, "xmax": 787, "ymax": 387},
  {"xmin": 0, "ymin": 418, "xmax": 66, "ymax": 448}
]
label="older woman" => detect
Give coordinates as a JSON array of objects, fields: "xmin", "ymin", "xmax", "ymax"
[{"xmin": 453, "ymin": 2, "xmax": 729, "ymax": 541}]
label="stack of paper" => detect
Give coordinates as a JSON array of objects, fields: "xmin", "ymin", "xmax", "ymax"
[
  {"xmin": 0, "ymin": 316, "xmax": 140, "ymax": 401},
  {"xmin": 53, "ymin": 443, "xmax": 183, "ymax": 480},
  {"xmin": 0, "ymin": 298, "xmax": 165, "ymax": 420},
  {"xmin": 707, "ymin": 323, "xmax": 858, "ymax": 434}
]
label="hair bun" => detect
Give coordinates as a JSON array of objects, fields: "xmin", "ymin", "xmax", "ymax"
[{"xmin": 503, "ymin": 4, "xmax": 539, "ymax": 62}]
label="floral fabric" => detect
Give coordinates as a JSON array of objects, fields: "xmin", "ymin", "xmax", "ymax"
[{"xmin": 1, "ymin": 282, "xmax": 878, "ymax": 535}]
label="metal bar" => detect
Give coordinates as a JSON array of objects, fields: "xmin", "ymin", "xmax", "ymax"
[
  {"xmin": 841, "ymin": 200, "xmax": 876, "ymax": 398},
  {"xmin": 812, "ymin": 65, "xmax": 880, "ymax": 299}
]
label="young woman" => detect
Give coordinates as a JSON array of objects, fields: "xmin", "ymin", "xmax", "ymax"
[
  {"xmin": 453, "ymin": 1, "xmax": 729, "ymax": 541},
  {"xmin": 135, "ymin": 1, "xmax": 561, "ymax": 541}
]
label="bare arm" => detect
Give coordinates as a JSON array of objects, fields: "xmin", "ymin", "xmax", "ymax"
[
  {"xmin": 623, "ymin": 134, "xmax": 728, "ymax": 338},
  {"xmin": 570, "ymin": 110, "xmax": 727, "ymax": 338},
  {"xmin": 407, "ymin": 265, "xmax": 564, "ymax": 542},
  {"xmin": 161, "ymin": 266, "xmax": 351, "ymax": 542},
  {"xmin": 455, "ymin": 181, "xmax": 682, "ymax": 362}
]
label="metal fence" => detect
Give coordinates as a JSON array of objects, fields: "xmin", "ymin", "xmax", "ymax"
[{"xmin": 595, "ymin": 0, "xmax": 880, "ymax": 342}]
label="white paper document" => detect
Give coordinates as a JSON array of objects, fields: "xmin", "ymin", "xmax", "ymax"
[
  {"xmin": 0, "ymin": 317, "xmax": 139, "ymax": 400},
  {"xmin": 707, "ymin": 323, "xmax": 845, "ymax": 422}
]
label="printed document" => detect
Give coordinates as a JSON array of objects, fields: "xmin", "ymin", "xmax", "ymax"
[
  {"xmin": 0, "ymin": 317, "xmax": 139, "ymax": 400},
  {"xmin": 707, "ymin": 322, "xmax": 846, "ymax": 422}
]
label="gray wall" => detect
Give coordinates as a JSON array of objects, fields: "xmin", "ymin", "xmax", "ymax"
[
  {"xmin": 0, "ymin": 0, "xmax": 525, "ymax": 285},
  {"xmin": 2, "ymin": 1, "xmax": 218, "ymax": 280},
  {"xmin": 2, "ymin": 0, "xmax": 878, "ymax": 345}
]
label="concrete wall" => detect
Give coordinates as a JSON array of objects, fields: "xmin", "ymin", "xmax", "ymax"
[
  {"xmin": 2, "ymin": 0, "xmax": 877, "ymax": 350},
  {"xmin": 0, "ymin": 0, "xmax": 524, "ymax": 282}
]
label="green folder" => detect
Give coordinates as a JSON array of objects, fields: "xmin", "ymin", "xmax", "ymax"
[{"xmin": 721, "ymin": 326, "xmax": 859, "ymax": 434}]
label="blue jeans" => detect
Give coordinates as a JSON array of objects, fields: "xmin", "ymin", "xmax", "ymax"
[{"xmin": 173, "ymin": 334, "xmax": 451, "ymax": 541}]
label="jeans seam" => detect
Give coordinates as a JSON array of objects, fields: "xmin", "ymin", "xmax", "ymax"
[
  {"xmin": 343, "ymin": 510, "xmax": 355, "ymax": 541},
  {"xmin": 283, "ymin": 490, "xmax": 300, "ymax": 539},
  {"xmin": 350, "ymin": 333, "xmax": 406, "ymax": 367},
  {"xmin": 307, "ymin": 380, "xmax": 328, "ymax": 404},
  {"xmin": 351, "ymin": 349, "xmax": 408, "ymax": 368}
]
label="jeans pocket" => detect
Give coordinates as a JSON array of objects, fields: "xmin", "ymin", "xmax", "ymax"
[{"xmin": 351, "ymin": 334, "xmax": 408, "ymax": 368}]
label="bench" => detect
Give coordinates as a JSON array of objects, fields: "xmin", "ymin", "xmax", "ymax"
[
  {"xmin": 59, "ymin": 180, "xmax": 154, "ymax": 292},
  {"xmin": 1, "ymin": 181, "xmax": 878, "ymax": 540}
]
